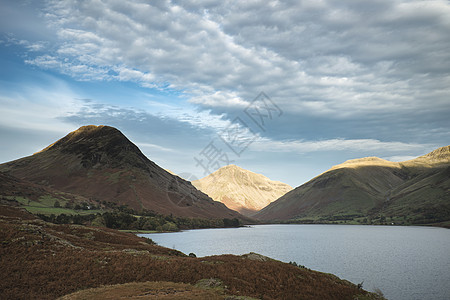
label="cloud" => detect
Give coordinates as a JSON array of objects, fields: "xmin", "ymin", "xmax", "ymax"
[
  {"xmin": 135, "ymin": 142, "xmax": 176, "ymax": 153},
  {"xmin": 0, "ymin": 72, "xmax": 85, "ymax": 162},
  {"xmin": 0, "ymin": 78, "xmax": 80, "ymax": 134},
  {"xmin": 0, "ymin": 0, "xmax": 54, "ymax": 42},
  {"xmin": 16, "ymin": 0, "xmax": 448, "ymax": 121},
  {"xmin": 382, "ymin": 155, "xmax": 418, "ymax": 162},
  {"xmin": 3, "ymin": 0, "xmax": 449, "ymax": 180},
  {"xmin": 2, "ymin": 35, "xmax": 48, "ymax": 52},
  {"xmin": 64, "ymin": 97, "xmax": 233, "ymax": 136},
  {"xmin": 251, "ymin": 137, "xmax": 435, "ymax": 155}
]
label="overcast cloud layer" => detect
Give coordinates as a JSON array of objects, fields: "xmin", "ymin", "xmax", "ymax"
[
  {"xmin": 1, "ymin": 0, "xmax": 449, "ymax": 186},
  {"xmin": 29, "ymin": 0, "xmax": 450, "ymax": 111}
]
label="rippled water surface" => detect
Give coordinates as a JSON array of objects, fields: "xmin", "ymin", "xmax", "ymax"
[{"xmin": 140, "ymin": 225, "xmax": 450, "ymax": 300}]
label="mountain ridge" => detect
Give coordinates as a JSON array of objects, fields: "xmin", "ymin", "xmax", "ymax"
[
  {"xmin": 255, "ymin": 145, "xmax": 450, "ymax": 226},
  {"xmin": 0, "ymin": 125, "xmax": 243, "ymax": 220},
  {"xmin": 405, "ymin": 145, "xmax": 450, "ymax": 165}
]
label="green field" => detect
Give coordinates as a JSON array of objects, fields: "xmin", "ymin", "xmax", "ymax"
[{"xmin": 4, "ymin": 195, "xmax": 102, "ymax": 216}]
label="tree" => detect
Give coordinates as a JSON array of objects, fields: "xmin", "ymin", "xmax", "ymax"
[
  {"xmin": 223, "ymin": 218, "xmax": 240, "ymax": 227},
  {"xmin": 72, "ymin": 214, "xmax": 83, "ymax": 225},
  {"xmin": 91, "ymin": 215, "xmax": 106, "ymax": 227},
  {"xmin": 56, "ymin": 214, "xmax": 70, "ymax": 224},
  {"xmin": 102, "ymin": 212, "xmax": 116, "ymax": 228},
  {"xmin": 161, "ymin": 222, "xmax": 178, "ymax": 232},
  {"xmin": 53, "ymin": 200, "xmax": 61, "ymax": 208}
]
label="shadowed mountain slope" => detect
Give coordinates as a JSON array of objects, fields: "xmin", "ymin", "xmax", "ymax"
[
  {"xmin": 192, "ymin": 165, "xmax": 292, "ymax": 216},
  {"xmin": 255, "ymin": 146, "xmax": 450, "ymax": 225},
  {"xmin": 0, "ymin": 125, "xmax": 241, "ymax": 219}
]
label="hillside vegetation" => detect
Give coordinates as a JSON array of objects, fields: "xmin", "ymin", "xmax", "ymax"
[
  {"xmin": 0, "ymin": 125, "xmax": 242, "ymax": 220},
  {"xmin": 256, "ymin": 146, "xmax": 450, "ymax": 226},
  {"xmin": 0, "ymin": 206, "xmax": 383, "ymax": 300}
]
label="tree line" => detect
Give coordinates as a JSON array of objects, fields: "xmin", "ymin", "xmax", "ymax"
[{"xmin": 37, "ymin": 210, "xmax": 241, "ymax": 232}]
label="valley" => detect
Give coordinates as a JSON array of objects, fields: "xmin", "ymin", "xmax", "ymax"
[
  {"xmin": 0, "ymin": 125, "xmax": 448, "ymax": 299},
  {"xmin": 1, "ymin": 126, "xmax": 448, "ymax": 229}
]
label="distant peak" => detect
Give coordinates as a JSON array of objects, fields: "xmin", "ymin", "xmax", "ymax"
[
  {"xmin": 331, "ymin": 156, "xmax": 398, "ymax": 170},
  {"xmin": 221, "ymin": 164, "xmax": 241, "ymax": 170},
  {"xmin": 411, "ymin": 145, "xmax": 450, "ymax": 164},
  {"xmin": 205, "ymin": 164, "xmax": 285, "ymax": 184},
  {"xmin": 35, "ymin": 125, "xmax": 127, "ymax": 154},
  {"xmin": 72, "ymin": 125, "xmax": 119, "ymax": 135},
  {"xmin": 422, "ymin": 145, "xmax": 450, "ymax": 158},
  {"xmin": 340, "ymin": 157, "xmax": 391, "ymax": 165},
  {"xmin": 214, "ymin": 164, "xmax": 252, "ymax": 174},
  {"xmin": 77, "ymin": 125, "xmax": 103, "ymax": 131},
  {"xmin": 32, "ymin": 125, "xmax": 151, "ymax": 169},
  {"xmin": 65, "ymin": 125, "xmax": 122, "ymax": 140}
]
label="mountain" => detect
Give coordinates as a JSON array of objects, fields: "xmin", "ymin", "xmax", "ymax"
[
  {"xmin": 0, "ymin": 125, "xmax": 241, "ymax": 219},
  {"xmin": 192, "ymin": 165, "xmax": 292, "ymax": 216},
  {"xmin": 255, "ymin": 146, "xmax": 450, "ymax": 226}
]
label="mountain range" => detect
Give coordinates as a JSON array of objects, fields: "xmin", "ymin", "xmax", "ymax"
[
  {"xmin": 255, "ymin": 146, "xmax": 450, "ymax": 226},
  {"xmin": 1, "ymin": 124, "xmax": 448, "ymax": 227},
  {"xmin": 192, "ymin": 164, "xmax": 292, "ymax": 216},
  {"xmin": 0, "ymin": 125, "xmax": 241, "ymax": 219}
]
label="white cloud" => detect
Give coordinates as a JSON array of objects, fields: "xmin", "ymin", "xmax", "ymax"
[
  {"xmin": 135, "ymin": 142, "xmax": 176, "ymax": 153},
  {"xmin": 251, "ymin": 137, "xmax": 434, "ymax": 155},
  {"xmin": 382, "ymin": 155, "xmax": 419, "ymax": 162},
  {"xmin": 0, "ymin": 77, "xmax": 82, "ymax": 134},
  {"xmin": 5, "ymin": 0, "xmax": 449, "ymax": 155},
  {"xmin": 25, "ymin": 54, "xmax": 111, "ymax": 81},
  {"xmin": 189, "ymin": 90, "xmax": 249, "ymax": 108},
  {"xmin": 2, "ymin": 34, "xmax": 47, "ymax": 52},
  {"xmin": 18, "ymin": 0, "xmax": 447, "ymax": 120}
]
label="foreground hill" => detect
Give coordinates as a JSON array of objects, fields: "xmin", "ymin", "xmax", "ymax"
[
  {"xmin": 192, "ymin": 165, "xmax": 292, "ymax": 216},
  {"xmin": 0, "ymin": 206, "xmax": 383, "ymax": 300},
  {"xmin": 255, "ymin": 146, "xmax": 450, "ymax": 226},
  {"xmin": 0, "ymin": 125, "xmax": 241, "ymax": 219}
]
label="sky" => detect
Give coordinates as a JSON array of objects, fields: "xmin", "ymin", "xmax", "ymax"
[{"xmin": 0, "ymin": 0, "xmax": 449, "ymax": 187}]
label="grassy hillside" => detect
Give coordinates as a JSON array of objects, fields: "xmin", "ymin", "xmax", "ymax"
[
  {"xmin": 255, "ymin": 146, "xmax": 450, "ymax": 226},
  {"xmin": 0, "ymin": 125, "xmax": 243, "ymax": 220},
  {"xmin": 0, "ymin": 206, "xmax": 383, "ymax": 300},
  {"xmin": 255, "ymin": 165, "xmax": 405, "ymax": 221},
  {"xmin": 379, "ymin": 165, "xmax": 450, "ymax": 225},
  {"xmin": 0, "ymin": 171, "xmax": 102, "ymax": 215},
  {"xmin": 0, "ymin": 171, "xmax": 247, "ymax": 233}
]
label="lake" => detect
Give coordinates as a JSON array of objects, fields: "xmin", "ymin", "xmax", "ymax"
[{"xmin": 140, "ymin": 225, "xmax": 450, "ymax": 300}]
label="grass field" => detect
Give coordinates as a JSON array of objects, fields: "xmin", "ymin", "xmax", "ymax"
[{"xmin": 3, "ymin": 195, "xmax": 102, "ymax": 216}]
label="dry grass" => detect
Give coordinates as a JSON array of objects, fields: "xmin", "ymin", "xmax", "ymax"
[
  {"xmin": 59, "ymin": 281, "xmax": 230, "ymax": 299},
  {"xmin": 0, "ymin": 206, "xmax": 383, "ymax": 300}
]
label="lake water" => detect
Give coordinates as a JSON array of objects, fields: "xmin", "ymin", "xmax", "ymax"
[{"xmin": 140, "ymin": 225, "xmax": 450, "ymax": 300}]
